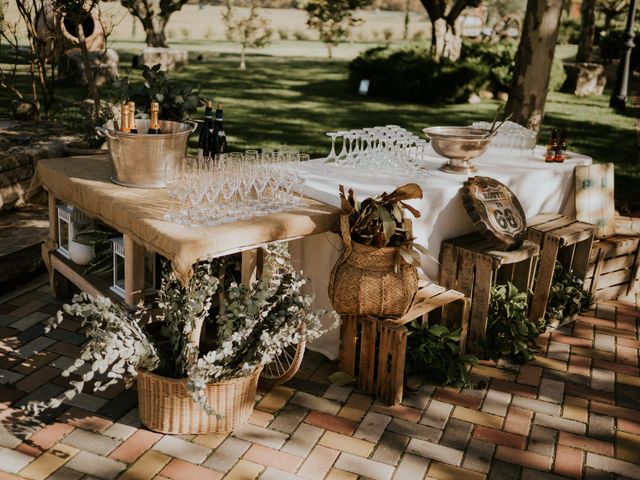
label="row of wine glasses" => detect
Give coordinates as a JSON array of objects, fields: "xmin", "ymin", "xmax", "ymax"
[
  {"xmin": 471, "ymin": 120, "xmax": 537, "ymax": 157},
  {"xmin": 323, "ymin": 125, "xmax": 431, "ymax": 175},
  {"xmin": 163, "ymin": 149, "xmax": 309, "ymax": 226}
]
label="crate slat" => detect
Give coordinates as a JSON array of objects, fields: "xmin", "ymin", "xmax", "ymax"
[{"xmin": 358, "ymin": 317, "xmax": 378, "ymax": 394}]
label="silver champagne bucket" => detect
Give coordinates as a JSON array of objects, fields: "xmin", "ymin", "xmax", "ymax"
[{"xmin": 96, "ymin": 119, "xmax": 197, "ymax": 188}]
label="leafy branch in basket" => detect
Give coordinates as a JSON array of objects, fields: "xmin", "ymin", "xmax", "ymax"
[
  {"xmin": 544, "ymin": 261, "xmax": 593, "ymax": 327},
  {"xmin": 476, "ymin": 282, "xmax": 541, "ymax": 364},
  {"xmin": 338, "ymin": 183, "xmax": 431, "ymax": 269},
  {"xmin": 405, "ymin": 322, "xmax": 478, "ymax": 388},
  {"xmin": 23, "ymin": 243, "xmax": 336, "ymax": 418}
]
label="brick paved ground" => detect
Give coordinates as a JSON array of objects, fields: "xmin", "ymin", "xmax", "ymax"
[{"xmin": 0, "ymin": 282, "xmax": 639, "ymax": 479}]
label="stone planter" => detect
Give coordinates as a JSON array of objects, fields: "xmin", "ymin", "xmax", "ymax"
[
  {"xmin": 141, "ymin": 47, "xmax": 188, "ymax": 71},
  {"xmin": 561, "ymin": 63, "xmax": 607, "ymax": 96}
]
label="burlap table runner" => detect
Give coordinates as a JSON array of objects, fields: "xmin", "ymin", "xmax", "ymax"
[{"xmin": 28, "ymin": 156, "xmax": 339, "ymax": 285}]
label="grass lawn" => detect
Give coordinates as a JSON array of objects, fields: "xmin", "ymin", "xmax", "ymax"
[{"xmin": 1, "ymin": 45, "xmax": 638, "ymax": 211}]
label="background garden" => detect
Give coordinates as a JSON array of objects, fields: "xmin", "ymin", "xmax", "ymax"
[{"xmin": 1, "ymin": 0, "xmax": 639, "ymax": 211}]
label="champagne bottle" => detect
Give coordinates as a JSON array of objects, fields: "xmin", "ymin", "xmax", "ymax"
[
  {"xmin": 211, "ymin": 102, "xmax": 227, "ymax": 154},
  {"xmin": 128, "ymin": 101, "xmax": 138, "ymax": 134},
  {"xmin": 148, "ymin": 101, "xmax": 161, "ymax": 135},
  {"xmin": 197, "ymin": 100, "xmax": 214, "ymax": 158},
  {"xmin": 120, "ymin": 104, "xmax": 130, "ymax": 133},
  {"xmin": 544, "ymin": 128, "xmax": 558, "ymax": 163}
]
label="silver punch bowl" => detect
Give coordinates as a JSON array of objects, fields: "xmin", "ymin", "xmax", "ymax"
[{"xmin": 423, "ymin": 126, "xmax": 493, "ymax": 174}]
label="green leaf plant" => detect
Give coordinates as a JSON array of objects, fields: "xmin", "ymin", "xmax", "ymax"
[
  {"xmin": 24, "ymin": 243, "xmax": 336, "ymax": 418},
  {"xmin": 477, "ymin": 282, "xmax": 541, "ymax": 364},
  {"xmin": 544, "ymin": 261, "xmax": 593, "ymax": 328},
  {"xmin": 405, "ymin": 321, "xmax": 479, "ymax": 389},
  {"xmin": 338, "ymin": 183, "xmax": 432, "ymax": 271}
]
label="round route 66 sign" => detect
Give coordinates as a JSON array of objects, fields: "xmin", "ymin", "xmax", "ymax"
[{"xmin": 460, "ymin": 176, "xmax": 527, "ymax": 250}]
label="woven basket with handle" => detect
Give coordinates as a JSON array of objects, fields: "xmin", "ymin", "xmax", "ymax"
[
  {"xmin": 137, "ymin": 367, "xmax": 261, "ymax": 434},
  {"xmin": 329, "ymin": 215, "xmax": 418, "ymax": 316}
]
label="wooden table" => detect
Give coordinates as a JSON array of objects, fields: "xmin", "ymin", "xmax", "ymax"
[{"xmin": 31, "ymin": 156, "xmax": 340, "ymax": 306}]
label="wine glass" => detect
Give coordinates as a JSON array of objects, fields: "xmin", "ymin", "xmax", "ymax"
[{"xmin": 163, "ymin": 162, "xmax": 179, "ymax": 221}]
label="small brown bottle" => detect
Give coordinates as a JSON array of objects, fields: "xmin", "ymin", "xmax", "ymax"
[
  {"xmin": 148, "ymin": 101, "xmax": 161, "ymax": 134},
  {"xmin": 544, "ymin": 128, "xmax": 558, "ymax": 163},
  {"xmin": 128, "ymin": 101, "xmax": 138, "ymax": 134},
  {"xmin": 120, "ymin": 104, "xmax": 130, "ymax": 133},
  {"xmin": 554, "ymin": 129, "xmax": 567, "ymax": 163}
]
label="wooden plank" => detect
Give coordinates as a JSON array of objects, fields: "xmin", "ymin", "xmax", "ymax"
[
  {"xmin": 486, "ymin": 241, "xmax": 539, "ymax": 265},
  {"xmin": 596, "ymin": 254, "xmax": 637, "ymax": 275},
  {"xmin": 597, "ymin": 269, "xmax": 633, "ymax": 289},
  {"xmin": 439, "ymin": 242, "xmax": 460, "ymax": 290},
  {"xmin": 593, "ymin": 236, "xmax": 640, "ymax": 259},
  {"xmin": 589, "ymin": 247, "xmax": 605, "ymax": 296},
  {"xmin": 555, "ymin": 222, "xmax": 597, "ymax": 247},
  {"xmin": 529, "ymin": 235, "xmax": 561, "ymax": 323},
  {"xmin": 241, "ymin": 248, "xmax": 263, "ymax": 286},
  {"xmin": 615, "ymin": 215, "xmax": 640, "ymax": 235},
  {"xmin": 527, "ymin": 213, "xmax": 564, "ymax": 229},
  {"xmin": 468, "ymin": 254, "xmax": 493, "ymax": 345},
  {"xmin": 575, "ymin": 163, "xmax": 616, "ymax": 237},
  {"xmin": 124, "ymin": 234, "xmax": 145, "ymax": 307},
  {"xmin": 594, "ymin": 283, "xmax": 630, "ymax": 302},
  {"xmin": 387, "ymin": 287, "xmax": 465, "ymax": 327},
  {"xmin": 51, "ymin": 254, "xmax": 102, "ymax": 299},
  {"xmin": 512, "ymin": 256, "xmax": 537, "ymax": 294},
  {"xmin": 339, "ymin": 315, "xmax": 358, "ymax": 376},
  {"xmin": 456, "ymin": 248, "xmax": 476, "ymax": 299},
  {"xmin": 625, "ymin": 244, "xmax": 640, "ymax": 296},
  {"xmin": 375, "ymin": 324, "xmax": 407, "ymax": 405},
  {"xmin": 571, "ymin": 236, "xmax": 595, "ymax": 280},
  {"xmin": 48, "ymin": 191, "xmax": 58, "ymax": 244},
  {"xmin": 358, "ymin": 317, "xmax": 378, "ymax": 394},
  {"xmin": 530, "ymin": 215, "xmax": 577, "ymax": 235}
]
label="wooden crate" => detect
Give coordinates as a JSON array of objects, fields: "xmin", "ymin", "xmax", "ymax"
[
  {"xmin": 439, "ymin": 233, "xmax": 540, "ymax": 349},
  {"xmin": 526, "ymin": 213, "xmax": 597, "ymax": 323},
  {"xmin": 338, "ymin": 284, "xmax": 470, "ymax": 405},
  {"xmin": 584, "ymin": 235, "xmax": 640, "ymax": 304}
]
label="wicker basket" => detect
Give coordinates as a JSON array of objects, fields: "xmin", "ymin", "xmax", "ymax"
[
  {"xmin": 137, "ymin": 367, "xmax": 261, "ymax": 434},
  {"xmin": 329, "ymin": 215, "xmax": 418, "ymax": 316}
]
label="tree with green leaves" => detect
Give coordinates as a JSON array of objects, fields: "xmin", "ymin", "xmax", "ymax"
[
  {"xmin": 598, "ymin": 0, "xmax": 627, "ymax": 29},
  {"xmin": 120, "ymin": 0, "xmax": 188, "ymax": 48},
  {"xmin": 305, "ymin": 0, "xmax": 373, "ymax": 59},
  {"xmin": 222, "ymin": 0, "xmax": 273, "ymax": 70}
]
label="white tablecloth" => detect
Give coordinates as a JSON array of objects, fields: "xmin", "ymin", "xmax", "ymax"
[{"xmin": 290, "ymin": 146, "xmax": 593, "ymax": 360}]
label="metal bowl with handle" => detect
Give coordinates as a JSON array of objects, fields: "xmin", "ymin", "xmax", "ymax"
[
  {"xmin": 423, "ymin": 126, "xmax": 493, "ymax": 174},
  {"xmin": 96, "ymin": 119, "xmax": 197, "ymax": 188}
]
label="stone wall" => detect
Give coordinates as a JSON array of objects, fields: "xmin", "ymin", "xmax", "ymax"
[{"xmin": 0, "ymin": 120, "xmax": 78, "ymax": 212}]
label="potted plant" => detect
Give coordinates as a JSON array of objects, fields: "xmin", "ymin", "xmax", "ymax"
[
  {"xmin": 328, "ymin": 183, "xmax": 428, "ymax": 316},
  {"xmin": 26, "ymin": 243, "xmax": 334, "ymax": 433},
  {"xmin": 544, "ymin": 261, "xmax": 593, "ymax": 329}
]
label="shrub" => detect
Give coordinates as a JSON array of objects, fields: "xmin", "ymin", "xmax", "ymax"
[
  {"xmin": 597, "ymin": 28, "xmax": 640, "ymax": 68},
  {"xmin": 278, "ymin": 28, "xmax": 290, "ymax": 40},
  {"xmin": 349, "ymin": 41, "xmax": 566, "ymax": 104},
  {"xmin": 557, "ymin": 18, "xmax": 581, "ymax": 45},
  {"xmin": 293, "ymin": 30, "xmax": 309, "ymax": 40},
  {"xmin": 382, "ymin": 28, "xmax": 393, "ymax": 41}
]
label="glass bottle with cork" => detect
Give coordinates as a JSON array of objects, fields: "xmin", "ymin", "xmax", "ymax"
[
  {"xmin": 198, "ymin": 100, "xmax": 214, "ymax": 158},
  {"xmin": 211, "ymin": 102, "xmax": 227, "ymax": 154},
  {"xmin": 128, "ymin": 101, "xmax": 138, "ymax": 134},
  {"xmin": 120, "ymin": 104, "xmax": 130, "ymax": 133},
  {"xmin": 554, "ymin": 129, "xmax": 567, "ymax": 163},
  {"xmin": 545, "ymin": 128, "xmax": 558, "ymax": 163},
  {"xmin": 148, "ymin": 101, "xmax": 161, "ymax": 135}
]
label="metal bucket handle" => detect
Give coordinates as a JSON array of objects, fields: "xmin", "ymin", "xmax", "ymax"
[
  {"xmin": 95, "ymin": 126, "xmax": 117, "ymax": 140},
  {"xmin": 186, "ymin": 120, "xmax": 198, "ymax": 133}
]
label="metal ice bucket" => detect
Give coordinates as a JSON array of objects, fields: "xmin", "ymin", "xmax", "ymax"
[
  {"xmin": 96, "ymin": 119, "xmax": 197, "ymax": 188},
  {"xmin": 423, "ymin": 126, "xmax": 493, "ymax": 174}
]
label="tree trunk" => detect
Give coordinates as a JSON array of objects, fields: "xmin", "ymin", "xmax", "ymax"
[
  {"xmin": 403, "ymin": 0, "xmax": 410, "ymax": 40},
  {"xmin": 141, "ymin": 16, "xmax": 168, "ymax": 47},
  {"xmin": 576, "ymin": 0, "xmax": 597, "ymax": 63},
  {"xmin": 240, "ymin": 47, "xmax": 246, "ymax": 69},
  {"xmin": 76, "ymin": 21, "xmax": 101, "ymax": 120},
  {"xmin": 327, "ymin": 43, "xmax": 333, "ymax": 59},
  {"xmin": 506, "ymin": 0, "xmax": 564, "ymax": 132},
  {"xmin": 431, "ymin": 18, "xmax": 462, "ymax": 62}
]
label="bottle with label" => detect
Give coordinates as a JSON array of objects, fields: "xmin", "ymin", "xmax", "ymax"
[
  {"xmin": 148, "ymin": 101, "xmax": 161, "ymax": 134},
  {"xmin": 120, "ymin": 104, "xmax": 130, "ymax": 133},
  {"xmin": 544, "ymin": 128, "xmax": 558, "ymax": 163},
  {"xmin": 211, "ymin": 102, "xmax": 227, "ymax": 154},
  {"xmin": 197, "ymin": 100, "xmax": 214, "ymax": 158},
  {"xmin": 128, "ymin": 101, "xmax": 138, "ymax": 134},
  {"xmin": 554, "ymin": 129, "xmax": 567, "ymax": 163}
]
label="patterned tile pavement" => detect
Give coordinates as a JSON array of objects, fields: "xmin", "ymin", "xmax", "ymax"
[{"xmin": 0, "ymin": 282, "xmax": 639, "ymax": 479}]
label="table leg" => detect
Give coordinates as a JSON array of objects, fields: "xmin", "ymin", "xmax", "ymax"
[
  {"xmin": 241, "ymin": 248, "xmax": 263, "ymax": 286},
  {"xmin": 46, "ymin": 192, "xmax": 71, "ymax": 299},
  {"xmin": 124, "ymin": 234, "xmax": 145, "ymax": 307}
]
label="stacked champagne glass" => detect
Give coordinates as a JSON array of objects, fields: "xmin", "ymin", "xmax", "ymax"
[
  {"xmin": 163, "ymin": 148, "xmax": 309, "ymax": 226},
  {"xmin": 324, "ymin": 125, "xmax": 431, "ymax": 176}
]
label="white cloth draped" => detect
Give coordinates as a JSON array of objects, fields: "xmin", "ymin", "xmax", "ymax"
[{"xmin": 290, "ymin": 146, "xmax": 593, "ymax": 360}]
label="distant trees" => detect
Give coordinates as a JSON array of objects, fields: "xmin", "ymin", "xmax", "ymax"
[
  {"xmin": 305, "ymin": 0, "xmax": 372, "ymax": 58},
  {"xmin": 598, "ymin": 0, "xmax": 627, "ymax": 29},
  {"xmin": 222, "ymin": 0, "xmax": 273, "ymax": 69},
  {"xmin": 120, "ymin": 0, "xmax": 188, "ymax": 47}
]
